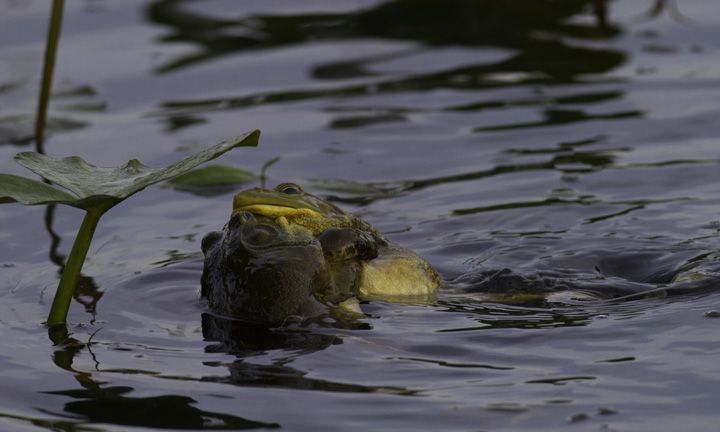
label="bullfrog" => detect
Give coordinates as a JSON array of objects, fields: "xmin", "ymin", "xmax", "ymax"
[{"xmin": 201, "ymin": 183, "xmax": 441, "ymax": 324}]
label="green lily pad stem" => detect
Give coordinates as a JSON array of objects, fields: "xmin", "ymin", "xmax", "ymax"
[{"xmin": 46, "ymin": 206, "xmax": 106, "ymax": 326}]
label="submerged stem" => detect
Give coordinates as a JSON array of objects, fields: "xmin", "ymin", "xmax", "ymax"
[
  {"xmin": 46, "ymin": 208, "xmax": 103, "ymax": 326},
  {"xmin": 35, "ymin": 0, "xmax": 65, "ymax": 151}
]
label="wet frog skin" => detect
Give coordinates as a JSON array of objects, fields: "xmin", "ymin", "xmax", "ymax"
[{"xmin": 201, "ymin": 183, "xmax": 440, "ymax": 324}]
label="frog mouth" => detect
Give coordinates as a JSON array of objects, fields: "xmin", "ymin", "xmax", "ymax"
[
  {"xmin": 232, "ymin": 204, "xmax": 320, "ymax": 219},
  {"xmin": 232, "ymin": 189, "xmax": 325, "ymax": 214}
]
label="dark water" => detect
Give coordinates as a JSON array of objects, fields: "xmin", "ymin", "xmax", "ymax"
[{"xmin": 1, "ymin": 0, "xmax": 720, "ymax": 430}]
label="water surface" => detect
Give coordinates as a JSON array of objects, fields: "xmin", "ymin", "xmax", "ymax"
[{"xmin": 1, "ymin": 0, "xmax": 720, "ymax": 430}]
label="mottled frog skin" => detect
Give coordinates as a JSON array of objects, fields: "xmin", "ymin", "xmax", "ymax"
[{"xmin": 201, "ymin": 183, "xmax": 440, "ymax": 324}]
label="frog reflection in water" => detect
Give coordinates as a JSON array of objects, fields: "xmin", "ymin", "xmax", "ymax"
[{"xmin": 201, "ymin": 183, "xmax": 440, "ymax": 324}]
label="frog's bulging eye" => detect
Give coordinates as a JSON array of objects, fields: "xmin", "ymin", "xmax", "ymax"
[
  {"xmin": 231, "ymin": 210, "xmax": 255, "ymax": 225},
  {"xmin": 241, "ymin": 224, "xmax": 279, "ymax": 247},
  {"xmin": 238, "ymin": 211, "xmax": 254, "ymax": 223},
  {"xmin": 278, "ymin": 183, "xmax": 302, "ymax": 195}
]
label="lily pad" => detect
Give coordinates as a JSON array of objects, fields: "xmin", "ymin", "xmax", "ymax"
[
  {"xmin": 0, "ymin": 173, "xmax": 78, "ymax": 205},
  {"xmin": 1, "ymin": 130, "xmax": 260, "ymax": 210}
]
